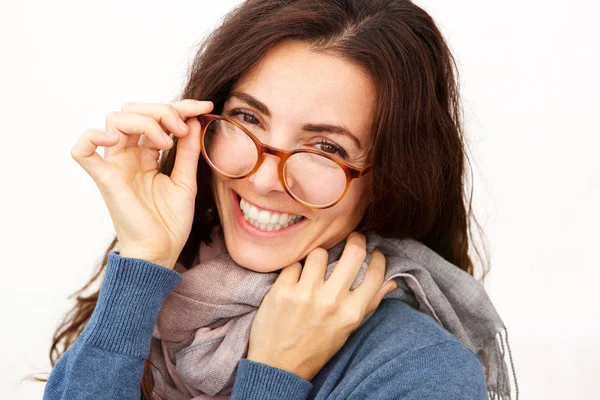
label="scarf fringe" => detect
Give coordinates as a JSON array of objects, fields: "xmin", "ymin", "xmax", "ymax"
[{"xmin": 487, "ymin": 327, "xmax": 519, "ymax": 400}]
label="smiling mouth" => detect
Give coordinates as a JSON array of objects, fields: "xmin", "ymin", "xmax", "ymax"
[{"xmin": 237, "ymin": 194, "xmax": 305, "ymax": 232}]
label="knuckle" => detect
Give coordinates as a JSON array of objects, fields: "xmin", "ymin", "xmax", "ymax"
[
  {"xmin": 121, "ymin": 102, "xmax": 137, "ymax": 112},
  {"xmin": 366, "ymin": 266, "xmax": 384, "ymax": 283},
  {"xmin": 106, "ymin": 110, "xmax": 121, "ymax": 124},
  {"xmin": 369, "ymin": 272, "xmax": 385, "ymax": 285},
  {"xmin": 317, "ymin": 296, "xmax": 339, "ymax": 314},
  {"xmin": 294, "ymin": 291, "xmax": 312, "ymax": 306},
  {"xmin": 147, "ymin": 118, "xmax": 162, "ymax": 132},
  {"xmin": 341, "ymin": 307, "xmax": 362, "ymax": 328},
  {"xmin": 158, "ymin": 104, "xmax": 181, "ymax": 126},
  {"xmin": 346, "ymin": 243, "xmax": 366, "ymax": 260},
  {"xmin": 70, "ymin": 146, "xmax": 79, "ymax": 160},
  {"xmin": 70, "ymin": 129, "xmax": 93, "ymax": 159},
  {"xmin": 82, "ymin": 127, "xmax": 97, "ymax": 138},
  {"xmin": 275, "ymin": 287, "xmax": 296, "ymax": 302},
  {"xmin": 165, "ymin": 104, "xmax": 180, "ymax": 118}
]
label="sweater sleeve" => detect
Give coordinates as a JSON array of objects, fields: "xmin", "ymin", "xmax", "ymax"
[
  {"xmin": 231, "ymin": 358, "xmax": 313, "ymax": 400},
  {"xmin": 347, "ymin": 340, "xmax": 488, "ymax": 400},
  {"xmin": 43, "ymin": 251, "xmax": 182, "ymax": 400}
]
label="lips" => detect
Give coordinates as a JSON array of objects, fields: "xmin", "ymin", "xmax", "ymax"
[
  {"xmin": 228, "ymin": 189, "xmax": 308, "ymax": 238},
  {"xmin": 239, "ymin": 196, "xmax": 304, "ymax": 231}
]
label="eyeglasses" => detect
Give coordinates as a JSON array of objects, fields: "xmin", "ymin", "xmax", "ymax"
[{"xmin": 197, "ymin": 114, "xmax": 373, "ymax": 209}]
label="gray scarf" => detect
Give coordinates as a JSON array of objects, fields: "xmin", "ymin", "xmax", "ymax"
[{"xmin": 149, "ymin": 229, "xmax": 518, "ymax": 400}]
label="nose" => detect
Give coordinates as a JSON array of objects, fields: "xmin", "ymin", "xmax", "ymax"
[{"xmin": 247, "ymin": 153, "xmax": 286, "ymax": 196}]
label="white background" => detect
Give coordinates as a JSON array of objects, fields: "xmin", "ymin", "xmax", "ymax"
[{"xmin": 1, "ymin": 1, "xmax": 598, "ymax": 399}]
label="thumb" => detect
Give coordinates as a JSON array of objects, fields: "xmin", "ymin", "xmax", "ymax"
[{"xmin": 170, "ymin": 115, "xmax": 202, "ymax": 194}]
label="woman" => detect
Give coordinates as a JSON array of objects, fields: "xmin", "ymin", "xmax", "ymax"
[{"xmin": 41, "ymin": 0, "xmax": 517, "ymax": 399}]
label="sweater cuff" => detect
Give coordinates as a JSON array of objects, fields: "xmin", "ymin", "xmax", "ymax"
[
  {"xmin": 232, "ymin": 358, "xmax": 312, "ymax": 400},
  {"xmin": 81, "ymin": 250, "xmax": 182, "ymax": 357}
]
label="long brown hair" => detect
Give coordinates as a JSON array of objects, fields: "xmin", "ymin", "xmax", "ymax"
[{"xmin": 32, "ymin": 0, "xmax": 490, "ymax": 398}]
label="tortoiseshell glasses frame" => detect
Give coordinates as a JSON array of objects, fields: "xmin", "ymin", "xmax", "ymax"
[{"xmin": 197, "ymin": 113, "xmax": 373, "ymax": 209}]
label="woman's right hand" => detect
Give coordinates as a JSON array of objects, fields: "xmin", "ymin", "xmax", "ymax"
[{"xmin": 71, "ymin": 100, "xmax": 214, "ymax": 269}]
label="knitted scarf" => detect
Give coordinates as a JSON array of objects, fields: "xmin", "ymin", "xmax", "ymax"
[{"xmin": 148, "ymin": 227, "xmax": 518, "ymax": 400}]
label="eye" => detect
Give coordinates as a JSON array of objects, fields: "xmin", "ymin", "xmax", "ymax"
[
  {"xmin": 227, "ymin": 109, "xmax": 260, "ymax": 126},
  {"xmin": 314, "ymin": 139, "xmax": 347, "ymax": 159}
]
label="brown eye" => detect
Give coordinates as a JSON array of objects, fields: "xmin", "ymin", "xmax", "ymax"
[
  {"xmin": 318, "ymin": 142, "xmax": 337, "ymax": 154},
  {"xmin": 241, "ymin": 112, "xmax": 259, "ymax": 125},
  {"xmin": 313, "ymin": 140, "xmax": 347, "ymax": 159},
  {"xmin": 226, "ymin": 109, "xmax": 261, "ymax": 126}
]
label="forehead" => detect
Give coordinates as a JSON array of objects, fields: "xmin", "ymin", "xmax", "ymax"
[{"xmin": 232, "ymin": 40, "xmax": 377, "ymax": 145}]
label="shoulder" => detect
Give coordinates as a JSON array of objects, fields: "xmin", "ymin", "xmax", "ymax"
[
  {"xmin": 354, "ymin": 297, "xmax": 468, "ymax": 354},
  {"xmin": 329, "ymin": 298, "xmax": 487, "ymax": 399}
]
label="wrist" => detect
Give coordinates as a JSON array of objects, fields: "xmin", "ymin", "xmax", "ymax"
[
  {"xmin": 246, "ymin": 354, "xmax": 314, "ymax": 381},
  {"xmin": 118, "ymin": 249, "xmax": 177, "ymax": 270}
]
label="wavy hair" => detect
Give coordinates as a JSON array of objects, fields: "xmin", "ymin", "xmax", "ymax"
[{"xmin": 31, "ymin": 1, "xmax": 490, "ymax": 398}]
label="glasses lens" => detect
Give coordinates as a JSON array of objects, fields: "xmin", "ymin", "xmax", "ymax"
[
  {"xmin": 284, "ymin": 153, "xmax": 347, "ymax": 207},
  {"xmin": 203, "ymin": 119, "xmax": 258, "ymax": 177}
]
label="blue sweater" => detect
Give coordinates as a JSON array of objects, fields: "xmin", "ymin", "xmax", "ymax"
[{"xmin": 43, "ymin": 251, "xmax": 487, "ymax": 399}]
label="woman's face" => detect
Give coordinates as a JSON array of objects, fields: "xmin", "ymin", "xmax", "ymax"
[{"xmin": 211, "ymin": 40, "xmax": 376, "ymax": 272}]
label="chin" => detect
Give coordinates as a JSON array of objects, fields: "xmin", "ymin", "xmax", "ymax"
[
  {"xmin": 215, "ymin": 186, "xmax": 311, "ymax": 272},
  {"xmin": 226, "ymin": 242, "xmax": 300, "ymax": 272}
]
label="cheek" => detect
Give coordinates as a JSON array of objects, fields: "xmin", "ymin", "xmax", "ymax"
[
  {"xmin": 321, "ymin": 178, "xmax": 372, "ymax": 225},
  {"xmin": 345, "ymin": 176, "xmax": 372, "ymax": 213},
  {"xmin": 309, "ymin": 180, "xmax": 371, "ymax": 250}
]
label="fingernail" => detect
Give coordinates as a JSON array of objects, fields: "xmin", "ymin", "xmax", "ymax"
[
  {"xmin": 163, "ymin": 132, "xmax": 173, "ymax": 144},
  {"xmin": 105, "ymin": 131, "xmax": 118, "ymax": 138}
]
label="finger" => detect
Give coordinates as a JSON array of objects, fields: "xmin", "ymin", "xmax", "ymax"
[
  {"xmin": 120, "ymin": 100, "xmax": 213, "ymax": 139},
  {"xmin": 121, "ymin": 102, "xmax": 191, "ymax": 139},
  {"xmin": 168, "ymin": 100, "xmax": 213, "ymax": 194},
  {"xmin": 349, "ymin": 249, "xmax": 387, "ymax": 303},
  {"xmin": 326, "ymin": 232, "xmax": 367, "ymax": 294},
  {"xmin": 104, "ymin": 111, "xmax": 173, "ymax": 158},
  {"xmin": 353, "ymin": 250, "xmax": 394, "ymax": 317},
  {"xmin": 108, "ymin": 100, "xmax": 213, "ymax": 157},
  {"xmin": 362, "ymin": 279, "xmax": 397, "ymax": 317},
  {"xmin": 170, "ymin": 115, "xmax": 202, "ymax": 194},
  {"xmin": 171, "ymin": 99, "xmax": 214, "ymax": 119},
  {"xmin": 71, "ymin": 128, "xmax": 119, "ymax": 182},
  {"xmin": 137, "ymin": 133, "xmax": 160, "ymax": 150},
  {"xmin": 298, "ymin": 248, "xmax": 328, "ymax": 289},
  {"xmin": 273, "ymin": 262, "xmax": 303, "ymax": 288},
  {"xmin": 137, "ymin": 135, "xmax": 163, "ymax": 163}
]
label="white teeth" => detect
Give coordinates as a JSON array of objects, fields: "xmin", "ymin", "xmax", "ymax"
[
  {"xmin": 238, "ymin": 196, "xmax": 303, "ymax": 232},
  {"xmin": 258, "ymin": 210, "xmax": 271, "ymax": 224},
  {"xmin": 249, "ymin": 205, "xmax": 259, "ymax": 220},
  {"xmin": 278, "ymin": 213, "xmax": 289, "ymax": 225}
]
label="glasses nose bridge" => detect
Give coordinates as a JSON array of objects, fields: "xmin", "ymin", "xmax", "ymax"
[
  {"xmin": 259, "ymin": 143, "xmax": 290, "ymax": 164},
  {"xmin": 251, "ymin": 144, "xmax": 290, "ymax": 191}
]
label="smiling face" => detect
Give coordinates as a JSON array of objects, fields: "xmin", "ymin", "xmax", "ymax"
[{"xmin": 211, "ymin": 40, "xmax": 377, "ymax": 272}]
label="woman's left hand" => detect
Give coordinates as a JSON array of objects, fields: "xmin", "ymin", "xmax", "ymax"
[{"xmin": 246, "ymin": 232, "xmax": 397, "ymax": 381}]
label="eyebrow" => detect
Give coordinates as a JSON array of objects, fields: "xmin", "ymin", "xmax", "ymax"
[{"xmin": 229, "ymin": 91, "xmax": 364, "ymax": 150}]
